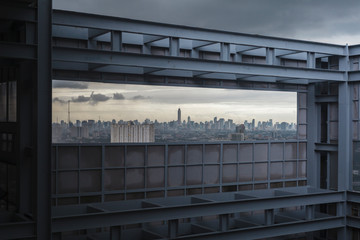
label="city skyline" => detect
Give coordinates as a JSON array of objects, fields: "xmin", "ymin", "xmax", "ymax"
[{"xmin": 52, "ymin": 81, "xmax": 297, "ymax": 124}]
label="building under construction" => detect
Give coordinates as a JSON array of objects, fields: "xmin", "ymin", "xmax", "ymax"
[{"xmin": 3, "ymin": 0, "xmax": 360, "ymax": 239}]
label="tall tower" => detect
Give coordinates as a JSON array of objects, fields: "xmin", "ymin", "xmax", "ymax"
[
  {"xmin": 177, "ymin": 108, "xmax": 181, "ymax": 124},
  {"xmin": 67, "ymin": 100, "xmax": 71, "ymax": 125}
]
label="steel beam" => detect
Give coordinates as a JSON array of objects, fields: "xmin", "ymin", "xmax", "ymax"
[
  {"xmin": 53, "ymin": 47, "xmax": 346, "ymax": 81},
  {"xmin": 52, "ymin": 70, "xmax": 307, "ymax": 92},
  {"xmin": 346, "ymin": 216, "xmax": 360, "ymax": 229},
  {"xmin": 307, "ymin": 84, "xmax": 319, "ymax": 188},
  {"xmin": 348, "ymin": 71, "xmax": 360, "ymax": 82},
  {"xmin": 315, "ymin": 143, "xmax": 338, "ymax": 152},
  {"xmin": 349, "ymin": 46, "xmax": 360, "ymax": 56},
  {"xmin": 315, "ymin": 95, "xmax": 338, "ymax": 103},
  {"xmin": 52, "ymin": 191, "xmax": 344, "ymax": 232},
  {"xmin": 338, "ymin": 82, "xmax": 351, "ymax": 191},
  {"xmin": 52, "ymin": 10, "xmax": 346, "ymax": 56},
  {"xmin": 307, "ymin": 52, "xmax": 315, "ymax": 69},
  {"xmin": 36, "ymin": 0, "xmax": 52, "ymax": 239},
  {"xmin": 347, "ymin": 191, "xmax": 360, "ymax": 203},
  {"xmin": 176, "ymin": 217, "xmax": 344, "ymax": 240}
]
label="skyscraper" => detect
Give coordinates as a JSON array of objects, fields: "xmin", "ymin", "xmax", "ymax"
[{"xmin": 177, "ymin": 108, "xmax": 181, "ymax": 124}]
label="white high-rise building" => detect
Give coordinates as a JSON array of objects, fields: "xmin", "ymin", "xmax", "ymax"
[{"xmin": 111, "ymin": 123, "xmax": 155, "ymax": 143}]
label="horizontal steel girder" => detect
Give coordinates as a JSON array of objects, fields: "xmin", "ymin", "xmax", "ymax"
[
  {"xmin": 52, "ymin": 10, "xmax": 346, "ymax": 56},
  {"xmin": 348, "ymin": 71, "xmax": 360, "ymax": 81},
  {"xmin": 52, "ymin": 191, "xmax": 344, "ymax": 232},
  {"xmin": 177, "ymin": 217, "xmax": 344, "ymax": 240},
  {"xmin": 53, "ymin": 47, "xmax": 346, "ymax": 82}
]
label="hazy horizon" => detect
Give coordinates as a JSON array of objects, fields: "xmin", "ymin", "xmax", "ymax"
[{"xmin": 52, "ymin": 80, "xmax": 297, "ymax": 124}]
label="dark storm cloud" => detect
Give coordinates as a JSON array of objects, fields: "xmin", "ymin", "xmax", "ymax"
[
  {"xmin": 53, "ymin": 81, "xmax": 88, "ymax": 89},
  {"xmin": 113, "ymin": 92, "xmax": 125, "ymax": 100},
  {"xmin": 90, "ymin": 93, "xmax": 111, "ymax": 105},
  {"xmin": 72, "ymin": 95, "xmax": 91, "ymax": 103},
  {"xmin": 52, "ymin": 97, "xmax": 67, "ymax": 104},
  {"xmin": 54, "ymin": 0, "xmax": 360, "ymax": 42}
]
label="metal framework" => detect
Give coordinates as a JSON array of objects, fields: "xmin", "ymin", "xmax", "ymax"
[{"xmin": 2, "ymin": 1, "xmax": 360, "ymax": 239}]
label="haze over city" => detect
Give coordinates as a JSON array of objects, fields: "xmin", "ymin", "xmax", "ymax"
[{"xmin": 52, "ymin": 80, "xmax": 297, "ymax": 124}]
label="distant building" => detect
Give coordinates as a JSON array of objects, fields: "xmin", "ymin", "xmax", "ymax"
[
  {"xmin": 111, "ymin": 122, "xmax": 155, "ymax": 143},
  {"xmin": 177, "ymin": 108, "xmax": 181, "ymax": 124},
  {"xmin": 52, "ymin": 124, "xmax": 62, "ymax": 143},
  {"xmin": 231, "ymin": 124, "xmax": 245, "ymax": 141}
]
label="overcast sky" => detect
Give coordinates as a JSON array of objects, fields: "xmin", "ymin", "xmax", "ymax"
[
  {"xmin": 52, "ymin": 81, "xmax": 296, "ymax": 124},
  {"xmin": 52, "ymin": 0, "xmax": 359, "ymax": 123},
  {"xmin": 54, "ymin": 0, "xmax": 360, "ymax": 44}
]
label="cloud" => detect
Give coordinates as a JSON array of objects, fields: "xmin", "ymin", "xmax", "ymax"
[
  {"xmin": 90, "ymin": 93, "xmax": 111, "ymax": 105},
  {"xmin": 132, "ymin": 95, "xmax": 151, "ymax": 100},
  {"xmin": 52, "ymin": 97, "xmax": 67, "ymax": 104},
  {"xmin": 54, "ymin": 0, "xmax": 360, "ymax": 44},
  {"xmin": 113, "ymin": 92, "xmax": 125, "ymax": 100},
  {"xmin": 72, "ymin": 95, "xmax": 91, "ymax": 102},
  {"xmin": 70, "ymin": 93, "xmax": 111, "ymax": 105},
  {"xmin": 53, "ymin": 80, "xmax": 88, "ymax": 89}
]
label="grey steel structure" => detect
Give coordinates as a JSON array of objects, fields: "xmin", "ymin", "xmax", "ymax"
[{"xmin": 3, "ymin": 0, "xmax": 360, "ymax": 239}]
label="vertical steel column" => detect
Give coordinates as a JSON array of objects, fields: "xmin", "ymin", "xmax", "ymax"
[
  {"xmin": 338, "ymin": 45, "xmax": 351, "ymax": 240},
  {"xmin": 338, "ymin": 44, "xmax": 351, "ymax": 191},
  {"xmin": 170, "ymin": 37, "xmax": 180, "ymax": 57},
  {"xmin": 220, "ymin": 43, "xmax": 230, "ymax": 61},
  {"xmin": 219, "ymin": 214, "xmax": 229, "ymax": 231},
  {"xmin": 235, "ymin": 51, "xmax": 242, "ymax": 62},
  {"xmin": 110, "ymin": 226, "xmax": 123, "ymax": 240},
  {"xmin": 265, "ymin": 209, "xmax": 274, "ymax": 225},
  {"xmin": 111, "ymin": 31, "xmax": 122, "ymax": 52},
  {"xmin": 191, "ymin": 46, "xmax": 199, "ymax": 58},
  {"xmin": 36, "ymin": 0, "xmax": 52, "ymax": 238},
  {"xmin": 168, "ymin": 219, "xmax": 179, "ymax": 238},
  {"xmin": 306, "ymin": 205, "xmax": 315, "ymax": 220},
  {"xmin": 307, "ymin": 52, "xmax": 315, "ymax": 69},
  {"xmin": 307, "ymin": 84, "xmax": 319, "ymax": 188},
  {"xmin": 18, "ymin": 62, "xmax": 34, "ymax": 214},
  {"xmin": 266, "ymin": 48, "xmax": 276, "ymax": 65},
  {"xmin": 338, "ymin": 82, "xmax": 351, "ymax": 190}
]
